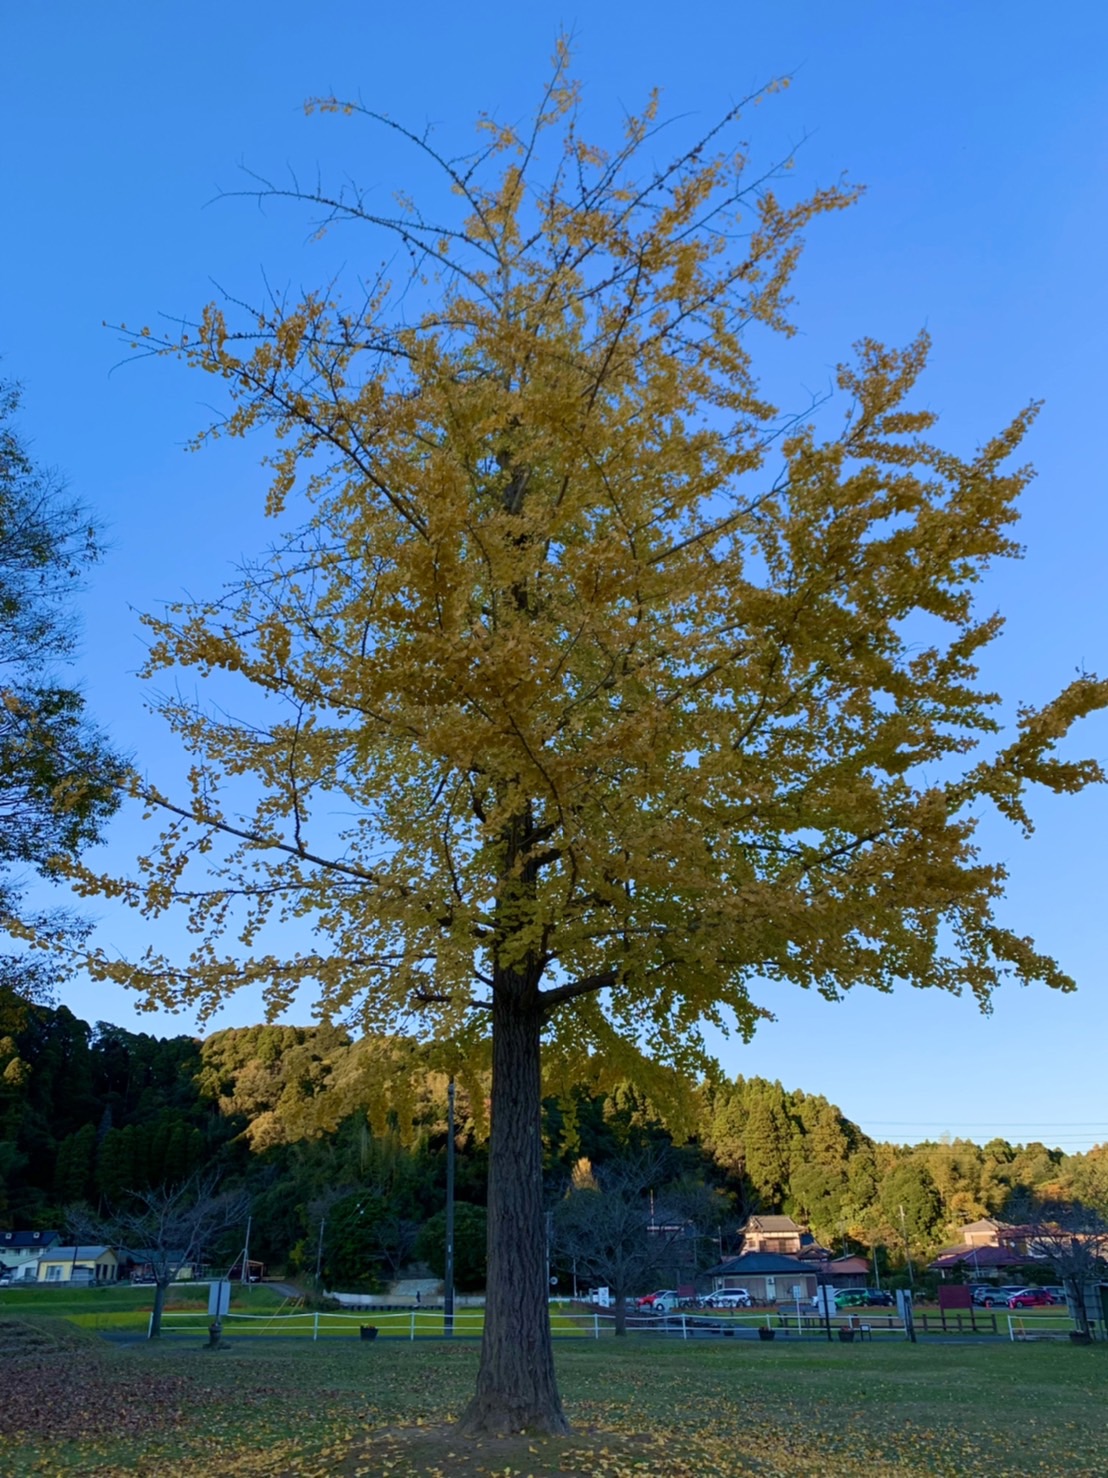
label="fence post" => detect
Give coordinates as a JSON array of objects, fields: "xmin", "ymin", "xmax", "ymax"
[
  {"xmin": 313, "ymin": 1311, "xmax": 319, "ymax": 1342},
  {"xmin": 411, "ymin": 1310, "xmax": 416, "ymax": 1341},
  {"xmin": 594, "ymin": 1312, "xmax": 599, "ymax": 1340},
  {"xmin": 681, "ymin": 1314, "xmax": 688, "ymax": 1340}
]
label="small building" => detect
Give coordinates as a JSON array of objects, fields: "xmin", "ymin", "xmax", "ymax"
[
  {"xmin": 37, "ymin": 1246, "xmax": 120, "ymax": 1284},
  {"xmin": 959, "ymin": 1218, "xmax": 1005, "ymax": 1248},
  {"xmin": 929, "ymin": 1243, "xmax": 1026, "ymax": 1279},
  {"xmin": 822, "ymin": 1254, "xmax": 870, "ymax": 1289},
  {"xmin": 0, "ymin": 1229, "xmax": 61, "ymax": 1281},
  {"xmin": 951, "ymin": 1219, "xmax": 1043, "ymax": 1259},
  {"xmin": 707, "ymin": 1251, "xmax": 820, "ymax": 1303},
  {"xmin": 124, "ymin": 1250, "xmax": 201, "ymax": 1283},
  {"xmin": 738, "ymin": 1215, "xmax": 807, "ymax": 1255}
]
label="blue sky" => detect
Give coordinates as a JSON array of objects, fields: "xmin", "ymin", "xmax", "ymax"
[{"xmin": 4, "ymin": 2, "xmax": 1107, "ymax": 1150}]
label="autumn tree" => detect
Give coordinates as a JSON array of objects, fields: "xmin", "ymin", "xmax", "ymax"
[{"xmin": 72, "ymin": 48, "xmax": 1108, "ymax": 1434}]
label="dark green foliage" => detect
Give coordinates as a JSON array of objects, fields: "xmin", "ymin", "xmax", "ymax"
[
  {"xmin": 0, "ymin": 379, "xmax": 126, "ymax": 996},
  {"xmin": 321, "ymin": 1191, "xmax": 392, "ymax": 1290},
  {"xmin": 878, "ymin": 1161, "xmax": 945, "ymax": 1246},
  {"xmin": 1, "ymin": 1000, "xmax": 1102, "ymax": 1289},
  {"xmin": 417, "ymin": 1204, "xmax": 488, "ymax": 1292},
  {"xmin": 0, "ymin": 1003, "xmax": 231, "ymax": 1222}
]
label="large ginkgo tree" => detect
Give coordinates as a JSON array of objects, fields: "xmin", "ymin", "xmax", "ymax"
[{"xmin": 72, "ymin": 49, "xmax": 1106, "ymax": 1433}]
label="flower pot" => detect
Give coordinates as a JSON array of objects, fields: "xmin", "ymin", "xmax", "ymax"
[
  {"xmin": 360, "ymin": 1325, "xmax": 379, "ymax": 1341},
  {"xmin": 758, "ymin": 1325, "xmax": 775, "ymax": 1341},
  {"xmin": 838, "ymin": 1327, "xmax": 855, "ymax": 1343}
]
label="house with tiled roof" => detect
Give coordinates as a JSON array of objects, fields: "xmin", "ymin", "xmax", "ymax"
[
  {"xmin": 929, "ymin": 1243, "xmax": 1025, "ymax": 1276},
  {"xmin": 738, "ymin": 1215, "xmax": 807, "ymax": 1254},
  {"xmin": 929, "ymin": 1217, "xmax": 1049, "ymax": 1277},
  {"xmin": 705, "ymin": 1251, "xmax": 819, "ymax": 1303},
  {"xmin": 0, "ymin": 1229, "xmax": 60, "ymax": 1281}
]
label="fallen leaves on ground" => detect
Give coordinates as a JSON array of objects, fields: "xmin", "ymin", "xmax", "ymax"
[{"xmin": 3, "ymin": 1318, "xmax": 1108, "ymax": 1476}]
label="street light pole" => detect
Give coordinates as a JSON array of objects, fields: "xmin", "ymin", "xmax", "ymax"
[{"xmin": 444, "ymin": 1077, "xmax": 455, "ymax": 1338}]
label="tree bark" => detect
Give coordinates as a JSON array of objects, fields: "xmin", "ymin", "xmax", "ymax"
[
  {"xmin": 149, "ymin": 1279, "xmax": 168, "ymax": 1339},
  {"xmin": 613, "ymin": 1291, "xmax": 628, "ymax": 1337},
  {"xmin": 457, "ymin": 979, "xmax": 568, "ymax": 1436}
]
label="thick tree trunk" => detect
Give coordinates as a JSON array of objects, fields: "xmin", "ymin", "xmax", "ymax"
[
  {"xmin": 458, "ymin": 982, "xmax": 568, "ymax": 1436},
  {"xmin": 149, "ymin": 1279, "xmax": 168, "ymax": 1339},
  {"xmin": 613, "ymin": 1292, "xmax": 628, "ymax": 1336}
]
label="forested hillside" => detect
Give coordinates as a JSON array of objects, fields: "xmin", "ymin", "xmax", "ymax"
[{"xmin": 3, "ymin": 991, "xmax": 1102, "ymax": 1278}]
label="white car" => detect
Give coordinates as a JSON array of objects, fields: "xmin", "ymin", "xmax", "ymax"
[
  {"xmin": 650, "ymin": 1291, "xmax": 682, "ymax": 1313},
  {"xmin": 706, "ymin": 1288, "xmax": 752, "ymax": 1308}
]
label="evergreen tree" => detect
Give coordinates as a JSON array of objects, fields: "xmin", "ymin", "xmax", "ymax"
[{"xmin": 0, "ymin": 378, "xmax": 124, "ymax": 987}]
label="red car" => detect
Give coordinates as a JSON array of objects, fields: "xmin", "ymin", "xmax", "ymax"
[{"xmin": 1007, "ymin": 1288, "xmax": 1055, "ymax": 1308}]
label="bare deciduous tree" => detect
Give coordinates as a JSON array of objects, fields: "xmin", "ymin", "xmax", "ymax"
[
  {"xmin": 69, "ymin": 1174, "xmax": 249, "ymax": 1337},
  {"xmin": 552, "ymin": 1152, "xmax": 726, "ymax": 1335},
  {"xmin": 1006, "ymin": 1193, "xmax": 1108, "ymax": 1337}
]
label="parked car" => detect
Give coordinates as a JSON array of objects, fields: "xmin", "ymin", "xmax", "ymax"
[
  {"xmin": 650, "ymin": 1291, "xmax": 683, "ymax": 1314},
  {"xmin": 705, "ymin": 1288, "xmax": 752, "ymax": 1308},
  {"xmin": 1007, "ymin": 1288, "xmax": 1056, "ymax": 1308},
  {"xmin": 863, "ymin": 1289, "xmax": 895, "ymax": 1306},
  {"xmin": 973, "ymin": 1285, "xmax": 1024, "ymax": 1307},
  {"xmin": 834, "ymin": 1288, "xmax": 871, "ymax": 1309},
  {"xmin": 634, "ymin": 1289, "xmax": 674, "ymax": 1308},
  {"xmin": 1042, "ymin": 1285, "xmax": 1067, "ymax": 1303}
]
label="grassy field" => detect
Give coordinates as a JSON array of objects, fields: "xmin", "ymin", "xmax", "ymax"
[{"xmin": 2, "ymin": 1311, "xmax": 1107, "ymax": 1476}]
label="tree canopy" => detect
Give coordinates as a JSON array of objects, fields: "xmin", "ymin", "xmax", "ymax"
[
  {"xmin": 69, "ymin": 47, "xmax": 1107, "ymax": 1432},
  {"xmin": 0, "ymin": 379, "xmax": 124, "ymax": 1001}
]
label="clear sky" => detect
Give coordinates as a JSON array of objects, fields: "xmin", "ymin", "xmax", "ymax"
[{"xmin": 4, "ymin": 2, "xmax": 1107, "ymax": 1151}]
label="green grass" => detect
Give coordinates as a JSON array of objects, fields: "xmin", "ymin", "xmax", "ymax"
[
  {"xmin": 2, "ymin": 1316, "xmax": 1107, "ymax": 1475},
  {"xmin": 0, "ymin": 1280, "xmax": 286, "ymax": 1333}
]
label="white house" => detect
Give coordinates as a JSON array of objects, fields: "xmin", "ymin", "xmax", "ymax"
[{"xmin": 0, "ymin": 1229, "xmax": 61, "ymax": 1281}]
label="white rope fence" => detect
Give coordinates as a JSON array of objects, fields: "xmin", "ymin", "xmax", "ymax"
[{"xmin": 153, "ymin": 1306, "xmax": 909, "ymax": 1341}]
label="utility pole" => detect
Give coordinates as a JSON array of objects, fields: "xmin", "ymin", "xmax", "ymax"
[
  {"xmin": 444, "ymin": 1077, "xmax": 455, "ymax": 1338},
  {"xmin": 872, "ymin": 1243, "xmax": 882, "ymax": 1290},
  {"xmin": 242, "ymin": 1213, "xmax": 252, "ymax": 1291},
  {"xmin": 898, "ymin": 1205, "xmax": 915, "ymax": 1287},
  {"xmin": 314, "ymin": 1217, "xmax": 326, "ymax": 1288}
]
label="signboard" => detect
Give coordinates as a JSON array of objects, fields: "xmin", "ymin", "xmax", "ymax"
[
  {"xmin": 895, "ymin": 1288, "xmax": 916, "ymax": 1343},
  {"xmin": 208, "ymin": 1280, "xmax": 231, "ymax": 1317},
  {"xmin": 938, "ymin": 1285, "xmax": 972, "ymax": 1310}
]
